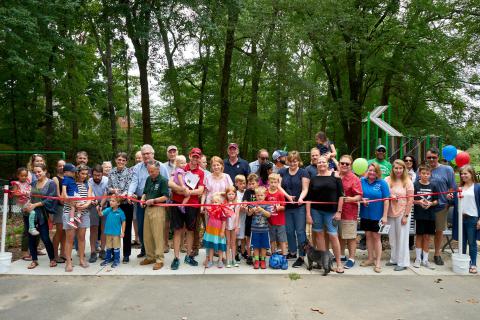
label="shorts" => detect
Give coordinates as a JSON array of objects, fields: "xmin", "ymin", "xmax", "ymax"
[
  {"xmin": 62, "ymin": 206, "xmax": 90, "ymax": 230},
  {"xmin": 269, "ymin": 225, "xmax": 287, "ymax": 243},
  {"xmin": 53, "ymin": 204, "xmax": 64, "ymax": 224},
  {"xmin": 237, "ymin": 212, "xmax": 247, "ymax": 239},
  {"xmin": 339, "ymin": 220, "xmax": 357, "ymax": 240},
  {"xmin": 360, "ymin": 218, "xmax": 380, "ymax": 233},
  {"xmin": 415, "ymin": 219, "xmax": 436, "ymax": 235},
  {"xmin": 311, "ymin": 208, "xmax": 338, "ymax": 235},
  {"xmin": 105, "ymin": 235, "xmax": 121, "ymax": 248},
  {"xmin": 171, "ymin": 203, "xmax": 198, "ymax": 231},
  {"xmin": 89, "ymin": 206, "xmax": 100, "ymax": 227},
  {"xmin": 250, "ymin": 231, "xmax": 270, "ymax": 249},
  {"xmin": 244, "ymin": 215, "xmax": 252, "ymax": 238},
  {"xmin": 435, "ymin": 207, "xmax": 448, "ymax": 232}
]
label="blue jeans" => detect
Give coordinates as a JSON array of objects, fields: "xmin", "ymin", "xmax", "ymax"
[
  {"xmin": 285, "ymin": 205, "xmax": 306, "ymax": 257},
  {"xmin": 136, "ymin": 203, "xmax": 146, "ymax": 254},
  {"xmin": 462, "ymin": 215, "xmax": 478, "ymax": 266},
  {"xmin": 25, "ymin": 215, "xmax": 54, "ymax": 262}
]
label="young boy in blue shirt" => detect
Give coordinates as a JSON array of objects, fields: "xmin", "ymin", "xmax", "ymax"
[
  {"xmin": 99, "ymin": 197, "xmax": 126, "ymax": 268},
  {"xmin": 248, "ymin": 186, "xmax": 272, "ymax": 269}
]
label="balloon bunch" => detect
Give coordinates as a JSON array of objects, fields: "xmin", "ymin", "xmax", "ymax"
[{"xmin": 442, "ymin": 145, "xmax": 470, "ymax": 168}]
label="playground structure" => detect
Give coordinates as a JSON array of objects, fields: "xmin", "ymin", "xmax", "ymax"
[{"xmin": 361, "ymin": 105, "xmax": 443, "ymax": 162}]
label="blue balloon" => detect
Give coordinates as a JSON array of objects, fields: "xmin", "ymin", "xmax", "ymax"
[{"xmin": 442, "ymin": 145, "xmax": 457, "ymax": 161}]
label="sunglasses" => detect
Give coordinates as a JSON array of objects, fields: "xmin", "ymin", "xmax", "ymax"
[
  {"xmin": 427, "ymin": 156, "xmax": 438, "ymax": 160},
  {"xmin": 404, "ymin": 159, "xmax": 413, "ymax": 162},
  {"xmin": 340, "ymin": 162, "xmax": 351, "ymax": 166}
]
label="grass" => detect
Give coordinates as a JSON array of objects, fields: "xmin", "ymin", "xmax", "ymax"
[{"xmin": 288, "ymin": 272, "xmax": 301, "ymax": 281}]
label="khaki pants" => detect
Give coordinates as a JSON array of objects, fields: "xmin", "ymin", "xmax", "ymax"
[{"xmin": 144, "ymin": 206, "xmax": 165, "ymax": 263}]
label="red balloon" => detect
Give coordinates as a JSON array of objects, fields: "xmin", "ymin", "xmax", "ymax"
[{"xmin": 455, "ymin": 152, "xmax": 470, "ymax": 168}]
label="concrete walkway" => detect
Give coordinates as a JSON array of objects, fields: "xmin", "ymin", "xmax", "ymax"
[{"xmin": 4, "ymin": 246, "xmax": 476, "ymax": 276}]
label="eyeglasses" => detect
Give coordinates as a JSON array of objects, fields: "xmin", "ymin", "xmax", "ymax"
[
  {"xmin": 427, "ymin": 156, "xmax": 438, "ymax": 160},
  {"xmin": 340, "ymin": 162, "xmax": 351, "ymax": 166},
  {"xmin": 404, "ymin": 159, "xmax": 413, "ymax": 162}
]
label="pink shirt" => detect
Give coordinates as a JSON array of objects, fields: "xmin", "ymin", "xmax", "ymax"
[
  {"xmin": 204, "ymin": 173, "xmax": 233, "ymax": 204},
  {"xmin": 385, "ymin": 177, "xmax": 414, "ymax": 218}
]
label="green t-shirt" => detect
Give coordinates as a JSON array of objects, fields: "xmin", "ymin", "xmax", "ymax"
[
  {"xmin": 143, "ymin": 174, "xmax": 169, "ymax": 200},
  {"xmin": 368, "ymin": 158, "xmax": 392, "ymax": 179}
]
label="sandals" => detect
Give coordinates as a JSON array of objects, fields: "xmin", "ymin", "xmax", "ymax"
[
  {"xmin": 65, "ymin": 264, "xmax": 73, "ymax": 272},
  {"xmin": 374, "ymin": 266, "xmax": 382, "ymax": 273},
  {"xmin": 360, "ymin": 260, "xmax": 375, "ymax": 267},
  {"xmin": 469, "ymin": 266, "xmax": 477, "ymax": 274},
  {"xmin": 79, "ymin": 261, "xmax": 89, "ymax": 268},
  {"xmin": 22, "ymin": 255, "xmax": 32, "ymax": 261},
  {"xmin": 55, "ymin": 257, "xmax": 67, "ymax": 264},
  {"xmin": 336, "ymin": 267, "xmax": 345, "ymax": 274},
  {"xmin": 27, "ymin": 261, "xmax": 39, "ymax": 269},
  {"xmin": 50, "ymin": 260, "xmax": 57, "ymax": 268}
]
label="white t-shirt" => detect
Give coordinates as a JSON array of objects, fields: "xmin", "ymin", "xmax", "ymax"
[{"xmin": 461, "ymin": 185, "xmax": 478, "ymax": 217}]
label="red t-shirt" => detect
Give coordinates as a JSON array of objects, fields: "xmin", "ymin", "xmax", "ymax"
[
  {"xmin": 171, "ymin": 163, "xmax": 205, "ymax": 204},
  {"xmin": 266, "ymin": 189, "xmax": 286, "ymax": 226},
  {"xmin": 340, "ymin": 171, "xmax": 363, "ymax": 220}
]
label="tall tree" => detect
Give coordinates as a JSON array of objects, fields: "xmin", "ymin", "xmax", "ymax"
[{"xmin": 120, "ymin": 0, "xmax": 153, "ymax": 145}]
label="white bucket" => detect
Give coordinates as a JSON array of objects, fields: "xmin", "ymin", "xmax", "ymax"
[
  {"xmin": 0, "ymin": 251, "xmax": 12, "ymax": 273},
  {"xmin": 452, "ymin": 253, "xmax": 470, "ymax": 274}
]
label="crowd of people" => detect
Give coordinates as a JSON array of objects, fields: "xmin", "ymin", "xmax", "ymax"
[{"xmin": 9, "ymin": 132, "xmax": 480, "ymax": 274}]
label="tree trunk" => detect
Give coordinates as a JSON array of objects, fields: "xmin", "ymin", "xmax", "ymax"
[
  {"xmin": 217, "ymin": 0, "xmax": 239, "ymax": 157},
  {"xmin": 124, "ymin": 43, "xmax": 132, "ymax": 157},
  {"xmin": 137, "ymin": 57, "xmax": 152, "ymax": 145},
  {"xmin": 105, "ymin": 33, "xmax": 117, "ymax": 157},
  {"xmin": 157, "ymin": 15, "xmax": 187, "ymax": 153},
  {"xmin": 9, "ymin": 78, "xmax": 20, "ymax": 167},
  {"xmin": 198, "ymin": 39, "xmax": 210, "ymax": 150}
]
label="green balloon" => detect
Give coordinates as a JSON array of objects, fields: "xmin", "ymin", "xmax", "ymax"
[{"xmin": 352, "ymin": 158, "xmax": 368, "ymax": 175}]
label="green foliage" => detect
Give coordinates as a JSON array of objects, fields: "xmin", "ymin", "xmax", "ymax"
[{"xmin": 1, "ymin": 0, "xmax": 479, "ymax": 176}]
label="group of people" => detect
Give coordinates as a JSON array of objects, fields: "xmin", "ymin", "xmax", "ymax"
[{"xmin": 10, "ymin": 132, "xmax": 480, "ymax": 274}]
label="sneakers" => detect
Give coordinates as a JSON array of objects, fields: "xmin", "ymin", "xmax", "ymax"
[
  {"xmin": 88, "ymin": 252, "xmax": 98, "ymax": 263},
  {"xmin": 217, "ymin": 260, "xmax": 224, "ymax": 268},
  {"xmin": 226, "ymin": 261, "xmax": 233, "ymax": 268},
  {"xmin": 241, "ymin": 251, "xmax": 248, "ymax": 260},
  {"xmin": 394, "ymin": 266, "xmax": 407, "ymax": 271},
  {"xmin": 184, "ymin": 255, "xmax": 198, "ymax": 266},
  {"xmin": 111, "ymin": 261, "xmax": 119, "ymax": 268},
  {"xmin": 253, "ymin": 260, "xmax": 260, "ymax": 269},
  {"xmin": 433, "ymin": 255, "xmax": 444, "ymax": 266},
  {"xmin": 413, "ymin": 259, "xmax": 421, "ymax": 268},
  {"xmin": 99, "ymin": 250, "xmax": 106, "ymax": 260},
  {"xmin": 385, "ymin": 261, "xmax": 397, "ymax": 266},
  {"xmin": 171, "ymin": 257, "xmax": 180, "ymax": 270},
  {"xmin": 422, "ymin": 260, "xmax": 435, "ymax": 270},
  {"xmin": 28, "ymin": 228, "xmax": 39, "ymax": 236},
  {"xmin": 286, "ymin": 253, "xmax": 298, "ymax": 260},
  {"xmin": 344, "ymin": 259, "xmax": 355, "ymax": 269},
  {"xmin": 67, "ymin": 220, "xmax": 77, "ymax": 229},
  {"xmin": 122, "ymin": 256, "xmax": 129, "ymax": 264},
  {"xmin": 235, "ymin": 253, "xmax": 241, "ymax": 262},
  {"xmin": 340, "ymin": 256, "xmax": 348, "ymax": 262},
  {"xmin": 137, "ymin": 251, "xmax": 145, "ymax": 258},
  {"xmin": 234, "ymin": 261, "xmax": 240, "ymax": 267},
  {"xmin": 260, "ymin": 260, "xmax": 266, "ymax": 269},
  {"xmin": 292, "ymin": 257, "xmax": 304, "ymax": 268},
  {"xmin": 206, "ymin": 261, "xmax": 213, "ymax": 268},
  {"xmin": 246, "ymin": 256, "xmax": 253, "ymax": 265}
]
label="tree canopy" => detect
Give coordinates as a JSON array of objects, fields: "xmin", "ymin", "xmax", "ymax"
[{"xmin": 1, "ymin": 0, "xmax": 479, "ymax": 174}]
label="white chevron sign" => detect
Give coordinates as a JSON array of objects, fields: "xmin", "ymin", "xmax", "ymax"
[{"xmin": 369, "ymin": 105, "xmax": 403, "ymax": 137}]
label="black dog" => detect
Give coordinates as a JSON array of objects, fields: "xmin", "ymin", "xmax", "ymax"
[{"xmin": 303, "ymin": 241, "xmax": 334, "ymax": 276}]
